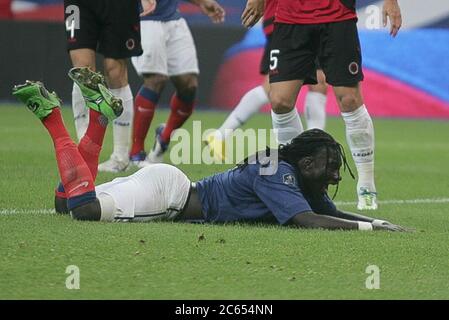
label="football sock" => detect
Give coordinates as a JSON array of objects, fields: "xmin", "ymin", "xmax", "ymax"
[
  {"xmin": 341, "ymin": 105, "xmax": 376, "ymax": 193},
  {"xmin": 216, "ymin": 85, "xmax": 269, "ymax": 140},
  {"xmin": 130, "ymin": 86, "xmax": 159, "ymax": 156},
  {"xmin": 42, "ymin": 109, "xmax": 95, "ymax": 209},
  {"xmin": 271, "ymin": 108, "xmax": 304, "ymax": 145},
  {"xmin": 160, "ymin": 92, "xmax": 195, "ymax": 144},
  {"xmin": 304, "ymin": 91, "xmax": 327, "ymax": 130},
  {"xmin": 72, "ymin": 83, "xmax": 88, "ymax": 141},
  {"xmin": 55, "ymin": 109, "xmax": 106, "ymax": 198},
  {"xmin": 111, "ymin": 85, "xmax": 133, "ymax": 162},
  {"xmin": 78, "ymin": 109, "xmax": 108, "ymax": 181}
]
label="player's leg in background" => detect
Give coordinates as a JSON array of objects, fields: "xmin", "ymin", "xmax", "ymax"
[
  {"xmin": 333, "ymin": 84, "xmax": 377, "ymax": 210},
  {"xmin": 93, "ymin": 0, "xmax": 143, "ymax": 172},
  {"xmin": 268, "ymin": 23, "xmax": 319, "ymax": 145},
  {"xmin": 305, "ymin": 69, "xmax": 327, "ymax": 130},
  {"xmin": 269, "ymin": 80, "xmax": 304, "ymax": 145},
  {"xmin": 69, "ymin": 48, "xmax": 96, "ymax": 141},
  {"xmin": 96, "ymin": 58, "xmax": 133, "ymax": 172},
  {"xmin": 213, "ymin": 32, "xmax": 274, "ymax": 144},
  {"xmin": 129, "ymin": 73, "xmax": 167, "ymax": 166},
  {"xmin": 321, "ymin": 19, "xmax": 377, "ymax": 210},
  {"xmin": 129, "ymin": 20, "xmax": 168, "ymax": 167},
  {"xmin": 64, "ymin": 0, "xmax": 99, "ymax": 142},
  {"xmin": 146, "ymin": 18, "xmax": 199, "ymax": 164},
  {"xmin": 146, "ymin": 73, "xmax": 197, "ymax": 164},
  {"xmin": 207, "ymin": 33, "xmax": 273, "ymax": 161},
  {"xmin": 12, "ymin": 81, "xmax": 101, "ymax": 220},
  {"xmin": 206, "ymin": 76, "xmax": 270, "ymax": 161},
  {"xmin": 219, "ymin": 76, "xmax": 270, "ymax": 140}
]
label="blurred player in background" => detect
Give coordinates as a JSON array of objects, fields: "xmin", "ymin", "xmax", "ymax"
[
  {"xmin": 242, "ymin": 0, "xmax": 403, "ymax": 210},
  {"xmin": 64, "ymin": 0, "xmax": 155, "ymax": 173},
  {"xmin": 129, "ymin": 0, "xmax": 225, "ymax": 167},
  {"xmin": 207, "ymin": 0, "xmax": 329, "ymax": 161},
  {"xmin": 13, "ymin": 74, "xmax": 408, "ymax": 232}
]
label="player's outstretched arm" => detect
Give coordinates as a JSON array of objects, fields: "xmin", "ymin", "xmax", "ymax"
[
  {"xmin": 290, "ymin": 212, "xmax": 406, "ymax": 231},
  {"xmin": 329, "ymin": 210, "xmax": 411, "ymax": 232},
  {"xmin": 241, "ymin": 0, "xmax": 264, "ymax": 28},
  {"xmin": 189, "ymin": 0, "xmax": 225, "ymax": 24},
  {"xmin": 383, "ymin": 0, "xmax": 402, "ymax": 37}
]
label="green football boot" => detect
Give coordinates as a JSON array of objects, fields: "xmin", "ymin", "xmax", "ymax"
[
  {"xmin": 12, "ymin": 80, "xmax": 61, "ymax": 120},
  {"xmin": 68, "ymin": 67, "xmax": 123, "ymax": 121}
]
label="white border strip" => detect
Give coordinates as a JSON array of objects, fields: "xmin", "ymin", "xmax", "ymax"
[{"xmin": 335, "ymin": 198, "xmax": 449, "ymax": 206}]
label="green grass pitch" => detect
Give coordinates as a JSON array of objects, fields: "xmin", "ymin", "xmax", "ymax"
[{"xmin": 1, "ymin": 104, "xmax": 448, "ymax": 299}]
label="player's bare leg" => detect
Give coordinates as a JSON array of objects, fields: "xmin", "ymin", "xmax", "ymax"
[
  {"xmin": 97, "ymin": 58, "xmax": 134, "ymax": 172},
  {"xmin": 334, "ymin": 83, "xmax": 377, "ymax": 210},
  {"xmin": 269, "ymin": 79, "xmax": 305, "ymax": 145},
  {"xmin": 69, "ymin": 48, "xmax": 96, "ymax": 141},
  {"xmin": 305, "ymin": 69, "xmax": 327, "ymax": 130}
]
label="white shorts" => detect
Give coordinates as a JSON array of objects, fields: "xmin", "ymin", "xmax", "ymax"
[
  {"xmin": 96, "ymin": 164, "xmax": 191, "ymax": 222},
  {"xmin": 131, "ymin": 18, "xmax": 200, "ymax": 76}
]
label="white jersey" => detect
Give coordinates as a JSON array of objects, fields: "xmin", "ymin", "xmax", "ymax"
[{"xmin": 96, "ymin": 164, "xmax": 191, "ymax": 222}]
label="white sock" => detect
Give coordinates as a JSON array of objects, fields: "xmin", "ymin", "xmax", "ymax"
[
  {"xmin": 72, "ymin": 83, "xmax": 88, "ymax": 141},
  {"xmin": 341, "ymin": 105, "xmax": 376, "ymax": 193},
  {"xmin": 271, "ymin": 108, "xmax": 304, "ymax": 145},
  {"xmin": 110, "ymin": 85, "xmax": 133, "ymax": 162},
  {"xmin": 216, "ymin": 86, "xmax": 269, "ymax": 140},
  {"xmin": 305, "ymin": 91, "xmax": 327, "ymax": 130}
]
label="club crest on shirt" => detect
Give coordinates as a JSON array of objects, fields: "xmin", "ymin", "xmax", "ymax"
[{"xmin": 283, "ymin": 173, "xmax": 296, "ymax": 187}]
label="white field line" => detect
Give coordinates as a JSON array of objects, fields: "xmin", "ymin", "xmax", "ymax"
[
  {"xmin": 1, "ymin": 198, "xmax": 449, "ymax": 215},
  {"xmin": 335, "ymin": 198, "xmax": 449, "ymax": 206}
]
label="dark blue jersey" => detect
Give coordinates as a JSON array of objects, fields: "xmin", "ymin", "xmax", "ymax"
[
  {"xmin": 196, "ymin": 161, "xmax": 337, "ymax": 225},
  {"xmin": 140, "ymin": 0, "xmax": 181, "ymax": 22}
]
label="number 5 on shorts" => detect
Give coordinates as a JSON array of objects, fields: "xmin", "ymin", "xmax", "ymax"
[{"xmin": 270, "ymin": 49, "xmax": 280, "ymax": 70}]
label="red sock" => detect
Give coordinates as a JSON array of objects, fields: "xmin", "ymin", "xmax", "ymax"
[
  {"xmin": 78, "ymin": 109, "xmax": 108, "ymax": 181},
  {"xmin": 42, "ymin": 109, "xmax": 95, "ymax": 198},
  {"xmin": 160, "ymin": 94, "xmax": 194, "ymax": 143},
  {"xmin": 130, "ymin": 88, "xmax": 158, "ymax": 156}
]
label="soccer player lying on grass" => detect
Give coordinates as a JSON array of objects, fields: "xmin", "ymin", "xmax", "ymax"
[{"xmin": 12, "ymin": 68, "xmax": 407, "ymax": 231}]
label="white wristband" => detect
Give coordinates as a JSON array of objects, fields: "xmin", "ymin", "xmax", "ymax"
[
  {"xmin": 372, "ymin": 219, "xmax": 387, "ymax": 227},
  {"xmin": 358, "ymin": 221, "xmax": 373, "ymax": 231}
]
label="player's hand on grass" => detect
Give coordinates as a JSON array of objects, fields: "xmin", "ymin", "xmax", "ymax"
[
  {"xmin": 140, "ymin": 0, "xmax": 156, "ymax": 17},
  {"xmin": 241, "ymin": 0, "xmax": 264, "ymax": 28},
  {"xmin": 372, "ymin": 219, "xmax": 410, "ymax": 232},
  {"xmin": 383, "ymin": 0, "xmax": 402, "ymax": 37},
  {"xmin": 199, "ymin": 0, "xmax": 226, "ymax": 24}
]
